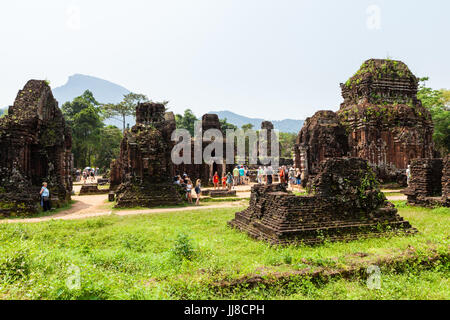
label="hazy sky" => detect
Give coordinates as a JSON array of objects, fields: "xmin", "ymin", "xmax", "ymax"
[{"xmin": 1, "ymin": 0, "xmax": 449, "ymax": 120}]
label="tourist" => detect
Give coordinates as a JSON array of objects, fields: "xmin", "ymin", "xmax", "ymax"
[
  {"xmin": 226, "ymin": 172, "xmax": 233, "ymax": 191},
  {"xmin": 296, "ymin": 169, "xmax": 302, "ymax": 190},
  {"xmin": 213, "ymin": 171, "xmax": 219, "ymax": 190},
  {"xmin": 186, "ymin": 179, "xmax": 193, "ymax": 204},
  {"xmin": 256, "ymin": 166, "xmax": 261, "ymax": 184},
  {"xmin": 233, "ymin": 166, "xmax": 239, "ymax": 187},
  {"xmin": 90, "ymin": 169, "xmax": 95, "ymax": 182},
  {"xmin": 279, "ymin": 166, "xmax": 285, "ymax": 184},
  {"xmin": 194, "ymin": 179, "xmax": 201, "ymax": 206},
  {"xmin": 289, "ymin": 167, "xmax": 295, "ymax": 190},
  {"xmin": 75, "ymin": 169, "xmax": 81, "ymax": 182},
  {"xmin": 82, "ymin": 170, "xmax": 87, "ymax": 184},
  {"xmin": 406, "ymin": 165, "xmax": 411, "ymax": 186},
  {"xmin": 222, "ymin": 175, "xmax": 227, "ymax": 189},
  {"xmin": 40, "ymin": 182, "xmax": 51, "ymax": 212},
  {"xmin": 266, "ymin": 166, "xmax": 273, "ymax": 185},
  {"xmin": 239, "ymin": 165, "xmax": 245, "ymax": 185}
]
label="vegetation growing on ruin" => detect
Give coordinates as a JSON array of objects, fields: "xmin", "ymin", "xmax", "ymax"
[
  {"xmin": 0, "ymin": 204, "xmax": 448, "ymax": 300},
  {"xmin": 344, "ymin": 59, "xmax": 416, "ymax": 90}
]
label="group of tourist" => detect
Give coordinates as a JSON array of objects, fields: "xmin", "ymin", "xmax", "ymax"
[
  {"xmin": 172, "ymin": 165, "xmax": 305, "ymax": 207},
  {"xmin": 75, "ymin": 167, "xmax": 100, "ymax": 183},
  {"xmin": 231, "ymin": 165, "xmax": 251, "ymax": 186},
  {"xmin": 173, "ymin": 174, "xmax": 202, "ymax": 206},
  {"xmin": 255, "ymin": 165, "xmax": 303, "ymax": 190}
]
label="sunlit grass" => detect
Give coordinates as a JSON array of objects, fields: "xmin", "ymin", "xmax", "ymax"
[{"xmin": 0, "ymin": 203, "xmax": 448, "ymax": 299}]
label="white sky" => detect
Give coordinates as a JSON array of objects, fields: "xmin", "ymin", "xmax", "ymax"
[{"xmin": 0, "ymin": 0, "xmax": 449, "ymax": 119}]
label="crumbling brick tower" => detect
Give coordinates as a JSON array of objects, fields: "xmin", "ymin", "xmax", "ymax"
[
  {"xmin": 0, "ymin": 80, "xmax": 73, "ymax": 217},
  {"xmin": 295, "ymin": 111, "xmax": 349, "ymax": 181},
  {"xmin": 337, "ymin": 59, "xmax": 434, "ymax": 184},
  {"xmin": 295, "ymin": 59, "xmax": 434, "ymax": 186},
  {"xmin": 229, "ymin": 157, "xmax": 416, "ymax": 245},
  {"xmin": 113, "ymin": 103, "xmax": 182, "ymax": 208}
]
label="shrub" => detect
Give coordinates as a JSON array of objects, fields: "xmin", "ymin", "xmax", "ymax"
[{"xmin": 171, "ymin": 233, "xmax": 195, "ymax": 261}]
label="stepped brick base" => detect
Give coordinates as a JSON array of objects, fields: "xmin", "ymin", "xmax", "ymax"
[
  {"xmin": 229, "ymin": 158, "xmax": 417, "ymax": 245},
  {"xmin": 115, "ymin": 182, "xmax": 183, "ymax": 208}
]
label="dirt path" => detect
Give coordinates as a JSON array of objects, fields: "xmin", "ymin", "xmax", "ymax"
[
  {"xmin": 0, "ymin": 194, "xmax": 246, "ymax": 224},
  {"xmin": 1, "ymin": 184, "xmax": 407, "ymax": 224}
]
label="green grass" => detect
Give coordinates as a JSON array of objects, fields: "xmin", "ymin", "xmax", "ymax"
[{"xmin": 0, "ymin": 204, "xmax": 448, "ymax": 300}]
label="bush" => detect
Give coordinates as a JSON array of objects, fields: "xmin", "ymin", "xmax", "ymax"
[{"xmin": 171, "ymin": 233, "xmax": 195, "ymax": 261}]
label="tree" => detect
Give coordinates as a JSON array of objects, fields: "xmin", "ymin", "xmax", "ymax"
[
  {"xmin": 61, "ymin": 90, "xmax": 100, "ymax": 120},
  {"xmin": 219, "ymin": 117, "xmax": 237, "ymax": 132},
  {"xmin": 417, "ymin": 77, "xmax": 450, "ymax": 155},
  {"xmin": 175, "ymin": 109, "xmax": 198, "ymax": 136},
  {"xmin": 93, "ymin": 126, "xmax": 123, "ymax": 169},
  {"xmin": 102, "ymin": 93, "xmax": 149, "ymax": 131},
  {"xmin": 0, "ymin": 107, "xmax": 6, "ymax": 118},
  {"xmin": 241, "ymin": 123, "xmax": 254, "ymax": 131},
  {"xmin": 62, "ymin": 90, "xmax": 104, "ymax": 168},
  {"xmin": 279, "ymin": 132, "xmax": 297, "ymax": 158}
]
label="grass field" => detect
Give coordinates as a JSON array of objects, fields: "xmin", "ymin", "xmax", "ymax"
[{"xmin": 0, "ymin": 201, "xmax": 448, "ymax": 300}]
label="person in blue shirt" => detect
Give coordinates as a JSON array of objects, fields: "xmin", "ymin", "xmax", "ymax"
[
  {"xmin": 239, "ymin": 166, "xmax": 245, "ymax": 185},
  {"xmin": 40, "ymin": 182, "xmax": 51, "ymax": 212}
]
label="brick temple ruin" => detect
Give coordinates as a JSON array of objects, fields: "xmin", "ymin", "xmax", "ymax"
[
  {"xmin": 402, "ymin": 156, "xmax": 449, "ymax": 207},
  {"xmin": 110, "ymin": 102, "xmax": 183, "ymax": 208},
  {"xmin": 229, "ymin": 157, "xmax": 417, "ymax": 245},
  {"xmin": 173, "ymin": 113, "xmax": 234, "ymax": 185},
  {"xmin": 295, "ymin": 59, "xmax": 434, "ymax": 186},
  {"xmin": 0, "ymin": 80, "xmax": 73, "ymax": 217}
]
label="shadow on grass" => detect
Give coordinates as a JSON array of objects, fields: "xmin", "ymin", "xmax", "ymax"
[{"xmin": 1, "ymin": 200, "xmax": 76, "ymax": 221}]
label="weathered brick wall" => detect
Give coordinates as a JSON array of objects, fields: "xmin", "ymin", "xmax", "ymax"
[
  {"xmin": 0, "ymin": 80, "xmax": 72, "ymax": 217},
  {"xmin": 403, "ymin": 158, "xmax": 444, "ymax": 207},
  {"xmin": 229, "ymin": 157, "xmax": 416, "ymax": 245}
]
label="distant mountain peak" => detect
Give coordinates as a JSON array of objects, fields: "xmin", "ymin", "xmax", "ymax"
[
  {"xmin": 209, "ymin": 110, "xmax": 303, "ymax": 133},
  {"xmin": 52, "ymin": 74, "xmax": 130, "ymax": 105},
  {"xmin": 52, "ymin": 74, "xmax": 132, "ymax": 127}
]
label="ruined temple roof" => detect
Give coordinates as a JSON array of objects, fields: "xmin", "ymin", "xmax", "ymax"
[
  {"xmin": 343, "ymin": 59, "xmax": 417, "ymax": 88},
  {"xmin": 7, "ymin": 80, "xmax": 58, "ymax": 122}
]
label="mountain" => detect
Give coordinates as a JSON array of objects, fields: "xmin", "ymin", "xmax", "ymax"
[
  {"xmin": 51, "ymin": 75, "xmax": 304, "ymax": 132},
  {"xmin": 209, "ymin": 110, "xmax": 304, "ymax": 133},
  {"xmin": 52, "ymin": 74, "xmax": 133, "ymax": 128}
]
